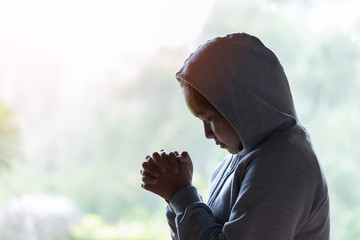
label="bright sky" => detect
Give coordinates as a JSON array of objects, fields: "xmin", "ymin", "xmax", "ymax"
[
  {"xmin": 0, "ymin": 0, "xmax": 358, "ymax": 165},
  {"xmin": 0, "ymin": 0, "xmax": 214, "ymax": 81},
  {"xmin": 0, "ymin": 0, "xmax": 358, "ymax": 89},
  {"xmin": 0, "ymin": 0, "xmax": 215, "ymax": 164},
  {"xmin": 0, "ymin": 0, "xmax": 215, "ymax": 117}
]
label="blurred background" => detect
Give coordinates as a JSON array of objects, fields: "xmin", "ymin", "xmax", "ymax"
[{"xmin": 0, "ymin": 0, "xmax": 359, "ymax": 239}]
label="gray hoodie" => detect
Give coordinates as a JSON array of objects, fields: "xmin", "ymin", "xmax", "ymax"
[{"xmin": 166, "ymin": 33, "xmax": 330, "ymax": 240}]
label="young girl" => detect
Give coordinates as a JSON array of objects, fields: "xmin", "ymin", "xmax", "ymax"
[{"xmin": 140, "ymin": 33, "xmax": 330, "ymax": 240}]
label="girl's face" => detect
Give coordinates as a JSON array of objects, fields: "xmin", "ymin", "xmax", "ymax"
[{"xmin": 182, "ymin": 86, "xmax": 243, "ymax": 154}]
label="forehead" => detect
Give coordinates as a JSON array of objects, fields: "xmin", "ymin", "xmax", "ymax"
[{"xmin": 182, "ymin": 84, "xmax": 215, "ymax": 117}]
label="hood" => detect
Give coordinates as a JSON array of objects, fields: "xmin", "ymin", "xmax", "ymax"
[{"xmin": 176, "ymin": 33, "xmax": 298, "ymax": 154}]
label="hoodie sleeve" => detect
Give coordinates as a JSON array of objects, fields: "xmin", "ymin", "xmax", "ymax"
[
  {"xmin": 167, "ymin": 186, "xmax": 224, "ymax": 240},
  {"xmin": 165, "ymin": 206, "xmax": 176, "ymax": 240}
]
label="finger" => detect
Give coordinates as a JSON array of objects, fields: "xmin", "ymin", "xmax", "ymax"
[
  {"xmin": 168, "ymin": 152, "xmax": 178, "ymax": 174},
  {"xmin": 140, "ymin": 169, "xmax": 159, "ymax": 184},
  {"xmin": 142, "ymin": 160, "xmax": 161, "ymax": 177},
  {"xmin": 146, "ymin": 155, "xmax": 161, "ymax": 170},
  {"xmin": 160, "ymin": 149, "xmax": 167, "ymax": 156},
  {"xmin": 160, "ymin": 150, "xmax": 170, "ymax": 172},
  {"xmin": 179, "ymin": 151, "xmax": 193, "ymax": 172},
  {"xmin": 177, "ymin": 151, "xmax": 190, "ymax": 162},
  {"xmin": 141, "ymin": 182, "xmax": 152, "ymax": 190},
  {"xmin": 141, "ymin": 182, "xmax": 157, "ymax": 192},
  {"xmin": 140, "ymin": 167, "xmax": 159, "ymax": 179},
  {"xmin": 141, "ymin": 173, "xmax": 159, "ymax": 185},
  {"xmin": 152, "ymin": 152, "xmax": 167, "ymax": 173}
]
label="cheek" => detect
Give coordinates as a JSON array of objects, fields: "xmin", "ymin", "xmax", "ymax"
[
  {"xmin": 218, "ymin": 122, "xmax": 238, "ymax": 143},
  {"xmin": 212, "ymin": 122, "xmax": 227, "ymax": 140}
]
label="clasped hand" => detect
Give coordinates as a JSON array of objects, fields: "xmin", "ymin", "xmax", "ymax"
[{"xmin": 140, "ymin": 150, "xmax": 193, "ymax": 201}]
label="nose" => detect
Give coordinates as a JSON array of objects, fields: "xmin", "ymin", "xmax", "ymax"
[{"xmin": 203, "ymin": 121, "xmax": 215, "ymax": 139}]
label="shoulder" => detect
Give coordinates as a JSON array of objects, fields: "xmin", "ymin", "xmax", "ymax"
[
  {"xmin": 249, "ymin": 125, "xmax": 319, "ymax": 171},
  {"xmin": 234, "ymin": 126, "xmax": 324, "ymax": 189}
]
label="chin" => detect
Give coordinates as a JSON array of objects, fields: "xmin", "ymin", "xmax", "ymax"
[
  {"xmin": 227, "ymin": 147, "xmax": 242, "ymax": 154},
  {"xmin": 227, "ymin": 148, "xmax": 237, "ymax": 154}
]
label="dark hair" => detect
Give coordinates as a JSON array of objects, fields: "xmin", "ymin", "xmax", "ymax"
[{"xmin": 179, "ymin": 80, "xmax": 216, "ymax": 111}]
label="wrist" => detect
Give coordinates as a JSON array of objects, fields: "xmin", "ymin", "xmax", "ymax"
[
  {"xmin": 169, "ymin": 185, "xmax": 201, "ymax": 214},
  {"xmin": 167, "ymin": 182, "xmax": 192, "ymax": 201}
]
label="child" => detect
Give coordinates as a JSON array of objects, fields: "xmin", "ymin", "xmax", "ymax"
[{"xmin": 140, "ymin": 33, "xmax": 330, "ymax": 240}]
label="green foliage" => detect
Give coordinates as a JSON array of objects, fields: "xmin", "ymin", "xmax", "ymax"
[
  {"xmin": 0, "ymin": 101, "xmax": 19, "ymax": 170},
  {"xmin": 5, "ymin": 63, "xmax": 219, "ymax": 223},
  {"xmin": 71, "ymin": 213, "xmax": 169, "ymax": 240}
]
